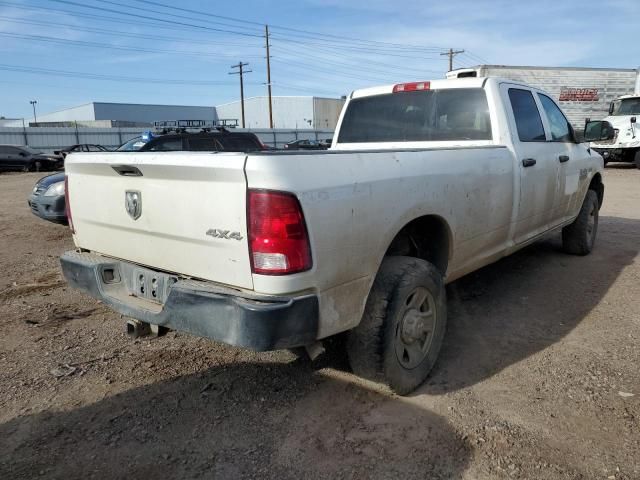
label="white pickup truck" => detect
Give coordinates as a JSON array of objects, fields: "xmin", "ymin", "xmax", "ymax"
[{"xmin": 61, "ymin": 77, "xmax": 613, "ymax": 394}]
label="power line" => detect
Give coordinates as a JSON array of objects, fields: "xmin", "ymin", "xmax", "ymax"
[
  {"xmin": 48, "ymin": 0, "xmax": 264, "ymax": 38},
  {"xmin": 272, "ymin": 43, "xmax": 443, "ymax": 77},
  {"xmin": 126, "ymin": 0, "xmax": 451, "ymax": 52},
  {"xmin": 0, "ymin": 16, "xmax": 263, "ymax": 49},
  {"xmin": 92, "ymin": 0, "xmax": 264, "ymax": 35},
  {"xmin": 0, "ymin": 63, "xmax": 256, "ymax": 86},
  {"xmin": 0, "ymin": 32, "xmax": 263, "ymax": 59}
]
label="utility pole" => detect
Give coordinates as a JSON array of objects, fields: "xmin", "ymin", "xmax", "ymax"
[
  {"xmin": 229, "ymin": 62, "xmax": 251, "ymax": 128},
  {"xmin": 29, "ymin": 100, "xmax": 38, "ymax": 124},
  {"xmin": 440, "ymin": 48, "xmax": 465, "ymax": 72},
  {"xmin": 265, "ymin": 25, "xmax": 274, "ymax": 129}
]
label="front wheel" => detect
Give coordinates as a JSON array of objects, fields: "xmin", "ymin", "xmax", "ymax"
[
  {"xmin": 562, "ymin": 190, "xmax": 599, "ymax": 255},
  {"xmin": 634, "ymin": 150, "xmax": 640, "ymax": 169},
  {"xmin": 26, "ymin": 160, "xmax": 42, "ymax": 172},
  {"xmin": 347, "ymin": 256, "xmax": 447, "ymax": 395}
]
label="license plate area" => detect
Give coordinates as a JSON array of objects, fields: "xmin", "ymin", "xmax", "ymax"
[{"xmin": 128, "ymin": 266, "xmax": 178, "ymax": 304}]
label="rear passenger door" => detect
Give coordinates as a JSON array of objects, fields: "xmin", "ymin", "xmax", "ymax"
[
  {"xmin": 502, "ymin": 85, "xmax": 558, "ymax": 244},
  {"xmin": 536, "ymin": 93, "xmax": 588, "ymax": 224}
]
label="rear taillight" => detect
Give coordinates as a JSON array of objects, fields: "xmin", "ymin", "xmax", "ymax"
[
  {"xmin": 248, "ymin": 189, "xmax": 312, "ymax": 275},
  {"xmin": 393, "ymin": 81, "xmax": 431, "ymax": 93},
  {"xmin": 64, "ymin": 175, "xmax": 75, "ymax": 234}
]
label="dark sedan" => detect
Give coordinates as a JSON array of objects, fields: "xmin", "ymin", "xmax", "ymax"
[
  {"xmin": 283, "ymin": 139, "xmax": 325, "ymax": 150},
  {"xmin": 53, "ymin": 144, "xmax": 109, "ymax": 161},
  {"xmin": 0, "ymin": 145, "xmax": 60, "ymax": 172},
  {"xmin": 28, "ymin": 172, "xmax": 67, "ymax": 224}
]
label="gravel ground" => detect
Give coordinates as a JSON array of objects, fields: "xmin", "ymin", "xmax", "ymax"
[{"xmin": 0, "ymin": 167, "xmax": 638, "ymax": 480}]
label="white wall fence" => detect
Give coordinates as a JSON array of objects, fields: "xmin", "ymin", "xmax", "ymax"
[{"xmin": 0, "ymin": 127, "xmax": 335, "ymax": 152}]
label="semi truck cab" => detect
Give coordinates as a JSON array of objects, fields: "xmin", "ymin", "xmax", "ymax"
[{"xmin": 590, "ymin": 94, "xmax": 640, "ymax": 168}]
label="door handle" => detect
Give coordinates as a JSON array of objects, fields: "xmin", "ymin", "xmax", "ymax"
[
  {"xmin": 559, "ymin": 155, "xmax": 570, "ymax": 163},
  {"xmin": 112, "ymin": 165, "xmax": 143, "ymax": 176},
  {"xmin": 522, "ymin": 158, "xmax": 537, "ymax": 167}
]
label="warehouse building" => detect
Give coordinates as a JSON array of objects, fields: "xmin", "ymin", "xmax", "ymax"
[
  {"xmin": 14, "ymin": 97, "xmax": 346, "ymax": 129},
  {"xmin": 215, "ymin": 96, "xmax": 346, "ymax": 129},
  {"xmin": 25, "ymin": 102, "xmax": 218, "ymax": 127}
]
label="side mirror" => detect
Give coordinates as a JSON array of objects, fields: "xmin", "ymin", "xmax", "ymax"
[
  {"xmin": 631, "ymin": 117, "xmax": 637, "ymax": 124},
  {"xmin": 583, "ymin": 120, "xmax": 615, "ymax": 142},
  {"xmin": 19, "ymin": 152, "xmax": 28, "ymax": 157}
]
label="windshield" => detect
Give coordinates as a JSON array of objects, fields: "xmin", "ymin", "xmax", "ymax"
[
  {"xmin": 338, "ymin": 88, "xmax": 492, "ymax": 143},
  {"xmin": 117, "ymin": 136, "xmax": 148, "ymax": 151},
  {"xmin": 611, "ymin": 98, "xmax": 640, "ymax": 116}
]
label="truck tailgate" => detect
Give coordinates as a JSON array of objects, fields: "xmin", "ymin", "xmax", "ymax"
[{"xmin": 65, "ymin": 152, "xmax": 253, "ymax": 289}]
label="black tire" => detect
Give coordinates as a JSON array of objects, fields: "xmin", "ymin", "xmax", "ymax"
[
  {"xmin": 347, "ymin": 256, "xmax": 447, "ymax": 395},
  {"xmin": 562, "ymin": 190, "xmax": 599, "ymax": 256},
  {"xmin": 634, "ymin": 150, "xmax": 640, "ymax": 169},
  {"xmin": 26, "ymin": 161, "xmax": 42, "ymax": 172}
]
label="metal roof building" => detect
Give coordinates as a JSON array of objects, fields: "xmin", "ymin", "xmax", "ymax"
[
  {"xmin": 26, "ymin": 102, "xmax": 218, "ymax": 127},
  {"xmin": 215, "ymin": 96, "xmax": 346, "ymax": 129}
]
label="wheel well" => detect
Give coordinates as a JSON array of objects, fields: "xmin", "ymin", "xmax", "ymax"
[
  {"xmin": 589, "ymin": 173, "xmax": 604, "ymax": 208},
  {"xmin": 384, "ymin": 215, "xmax": 451, "ymax": 276}
]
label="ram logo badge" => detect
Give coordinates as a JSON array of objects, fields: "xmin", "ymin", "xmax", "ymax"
[
  {"xmin": 125, "ymin": 190, "xmax": 142, "ymax": 220},
  {"xmin": 206, "ymin": 229, "xmax": 243, "ymax": 241}
]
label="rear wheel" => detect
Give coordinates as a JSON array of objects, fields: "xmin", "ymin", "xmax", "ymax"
[
  {"xmin": 634, "ymin": 150, "xmax": 640, "ymax": 169},
  {"xmin": 562, "ymin": 190, "xmax": 599, "ymax": 255},
  {"xmin": 347, "ymin": 256, "xmax": 447, "ymax": 395}
]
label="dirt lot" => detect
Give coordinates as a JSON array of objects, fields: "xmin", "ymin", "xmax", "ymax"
[{"xmin": 0, "ymin": 168, "xmax": 638, "ymax": 480}]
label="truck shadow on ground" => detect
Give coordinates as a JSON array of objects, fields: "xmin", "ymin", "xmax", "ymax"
[
  {"xmin": 418, "ymin": 215, "xmax": 639, "ymax": 395},
  {"xmin": 0, "ymin": 362, "xmax": 471, "ymax": 480}
]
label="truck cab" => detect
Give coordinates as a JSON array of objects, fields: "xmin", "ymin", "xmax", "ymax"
[{"xmin": 590, "ymin": 94, "xmax": 640, "ymax": 168}]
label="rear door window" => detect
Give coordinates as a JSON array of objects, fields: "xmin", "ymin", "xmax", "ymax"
[
  {"xmin": 338, "ymin": 88, "xmax": 492, "ymax": 143},
  {"xmin": 508, "ymin": 88, "xmax": 546, "ymax": 142},
  {"xmin": 188, "ymin": 137, "xmax": 223, "ymax": 151},
  {"xmin": 217, "ymin": 135, "xmax": 261, "ymax": 151},
  {"xmin": 147, "ymin": 138, "xmax": 184, "ymax": 151}
]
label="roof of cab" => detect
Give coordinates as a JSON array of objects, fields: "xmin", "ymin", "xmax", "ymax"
[
  {"xmin": 350, "ymin": 77, "xmax": 489, "ymax": 99},
  {"xmin": 348, "ymin": 76, "xmax": 546, "ymax": 100}
]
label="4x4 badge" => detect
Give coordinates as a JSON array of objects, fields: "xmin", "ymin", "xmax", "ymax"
[
  {"xmin": 125, "ymin": 190, "xmax": 142, "ymax": 220},
  {"xmin": 206, "ymin": 229, "xmax": 243, "ymax": 241}
]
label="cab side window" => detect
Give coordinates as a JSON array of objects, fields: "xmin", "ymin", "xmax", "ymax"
[
  {"xmin": 508, "ymin": 88, "xmax": 546, "ymax": 142},
  {"xmin": 538, "ymin": 94, "xmax": 572, "ymax": 142}
]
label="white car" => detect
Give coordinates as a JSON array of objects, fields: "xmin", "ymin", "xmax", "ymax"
[{"xmin": 60, "ymin": 77, "xmax": 611, "ymax": 394}]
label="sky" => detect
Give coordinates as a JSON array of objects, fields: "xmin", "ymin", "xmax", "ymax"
[{"xmin": 0, "ymin": 0, "xmax": 638, "ymax": 119}]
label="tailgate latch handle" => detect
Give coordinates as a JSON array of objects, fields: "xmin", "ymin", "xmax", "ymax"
[{"xmin": 112, "ymin": 165, "xmax": 143, "ymax": 176}]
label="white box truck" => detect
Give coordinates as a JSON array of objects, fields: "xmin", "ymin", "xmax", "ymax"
[{"xmin": 447, "ymin": 65, "xmax": 640, "ymax": 131}]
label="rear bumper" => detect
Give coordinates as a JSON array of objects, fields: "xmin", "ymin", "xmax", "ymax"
[{"xmin": 60, "ymin": 251, "xmax": 319, "ymax": 351}]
